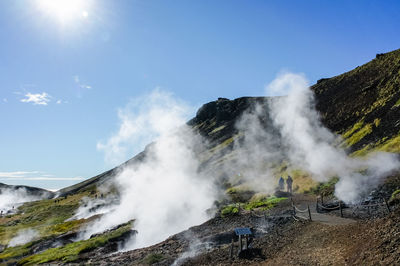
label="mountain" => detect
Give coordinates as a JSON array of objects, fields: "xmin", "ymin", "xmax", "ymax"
[{"xmin": 1, "ymin": 48, "xmax": 400, "ymax": 265}]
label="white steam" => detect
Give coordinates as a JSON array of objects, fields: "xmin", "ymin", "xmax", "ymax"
[
  {"xmin": 68, "ymin": 194, "xmax": 118, "ymax": 221},
  {"xmin": 8, "ymin": 229, "xmax": 39, "ymax": 247},
  {"xmin": 172, "ymin": 234, "xmax": 211, "ymax": 266},
  {"xmin": 78, "ymin": 73, "xmax": 398, "ymax": 253},
  {"xmin": 268, "ymin": 72, "xmax": 400, "ymax": 202},
  {"xmin": 97, "ymin": 89, "xmax": 195, "ymax": 165},
  {"xmin": 0, "ymin": 187, "xmax": 47, "ymax": 214},
  {"xmin": 228, "ymin": 103, "xmax": 282, "ymax": 193},
  {"xmin": 84, "ymin": 90, "xmax": 215, "ymax": 249}
]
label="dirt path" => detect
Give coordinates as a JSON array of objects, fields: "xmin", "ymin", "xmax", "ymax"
[
  {"xmin": 291, "ymin": 194, "xmax": 356, "ymax": 225},
  {"xmin": 261, "ymin": 222, "xmax": 358, "ymax": 265},
  {"xmin": 261, "ymin": 209, "xmax": 400, "ymax": 266},
  {"xmin": 258, "ymin": 195, "xmax": 400, "ymax": 265}
]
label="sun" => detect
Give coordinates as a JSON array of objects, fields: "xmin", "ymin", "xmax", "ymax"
[{"xmin": 36, "ymin": 0, "xmax": 92, "ymax": 24}]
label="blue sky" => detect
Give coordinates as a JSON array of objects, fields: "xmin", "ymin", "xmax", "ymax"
[{"xmin": 0, "ymin": 0, "xmax": 399, "ymax": 190}]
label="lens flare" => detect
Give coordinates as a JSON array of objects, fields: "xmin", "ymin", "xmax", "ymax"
[{"xmin": 36, "ymin": 0, "xmax": 91, "ymax": 24}]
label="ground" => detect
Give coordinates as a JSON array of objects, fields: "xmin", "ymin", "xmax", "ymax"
[
  {"xmin": 79, "ymin": 193, "xmax": 400, "ymax": 266},
  {"xmin": 179, "ymin": 194, "xmax": 400, "ymax": 266}
]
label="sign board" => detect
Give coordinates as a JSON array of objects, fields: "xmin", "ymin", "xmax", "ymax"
[{"xmin": 234, "ymin": 227, "xmax": 252, "ymax": 236}]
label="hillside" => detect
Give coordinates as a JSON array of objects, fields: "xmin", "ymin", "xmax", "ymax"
[
  {"xmin": 312, "ymin": 49, "xmax": 400, "ymax": 154},
  {"xmin": 1, "ymin": 48, "xmax": 400, "ymax": 265},
  {"xmin": 57, "ymin": 50, "xmax": 400, "ymax": 196}
]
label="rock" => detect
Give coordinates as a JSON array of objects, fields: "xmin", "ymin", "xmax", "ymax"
[{"xmin": 31, "ymin": 231, "xmax": 78, "ymax": 254}]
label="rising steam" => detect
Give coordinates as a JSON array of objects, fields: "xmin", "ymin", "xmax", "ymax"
[
  {"xmin": 82, "ymin": 89, "xmax": 216, "ymax": 249},
  {"xmin": 78, "ymin": 73, "xmax": 398, "ymax": 253},
  {"xmin": 8, "ymin": 229, "xmax": 39, "ymax": 247},
  {"xmin": 0, "ymin": 187, "xmax": 49, "ymax": 214},
  {"xmin": 97, "ymin": 89, "xmax": 195, "ymax": 165},
  {"xmin": 268, "ymin": 72, "xmax": 399, "ymax": 202}
]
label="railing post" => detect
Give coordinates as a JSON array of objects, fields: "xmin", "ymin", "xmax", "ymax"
[
  {"xmin": 316, "ymin": 198, "xmax": 319, "ymax": 213},
  {"xmin": 238, "ymin": 235, "xmax": 242, "ymax": 253},
  {"xmin": 339, "ymin": 201, "xmax": 343, "ymax": 217},
  {"xmin": 292, "ymin": 205, "xmax": 296, "ymax": 216},
  {"xmin": 383, "ymin": 197, "xmax": 391, "ymax": 213},
  {"xmin": 230, "ymin": 238, "xmax": 234, "ymax": 259},
  {"xmin": 307, "ymin": 205, "xmax": 312, "ymax": 221},
  {"xmin": 321, "ymin": 194, "xmax": 324, "ymax": 204}
]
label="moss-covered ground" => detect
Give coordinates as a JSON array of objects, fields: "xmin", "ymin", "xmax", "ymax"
[
  {"xmin": 18, "ymin": 223, "xmax": 132, "ymax": 265},
  {"xmin": 0, "ymin": 189, "xmax": 109, "ymax": 264},
  {"xmin": 0, "ymin": 192, "xmax": 92, "ymax": 246},
  {"xmin": 220, "ymin": 196, "xmax": 287, "ymax": 217},
  {"xmin": 351, "ymin": 132, "xmax": 400, "ymax": 156},
  {"xmin": 142, "ymin": 253, "xmax": 165, "ymax": 265}
]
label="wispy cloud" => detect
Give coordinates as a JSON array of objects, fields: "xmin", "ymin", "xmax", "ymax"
[
  {"xmin": 20, "ymin": 92, "xmax": 51, "ymax": 105},
  {"xmin": 56, "ymin": 99, "xmax": 68, "ymax": 104},
  {"xmin": 0, "ymin": 171, "xmax": 40, "ymax": 178},
  {"xmin": 74, "ymin": 75, "xmax": 92, "ymax": 90},
  {"xmin": 8, "ymin": 177, "xmax": 84, "ymax": 181},
  {"xmin": 0, "ymin": 171, "xmax": 84, "ymax": 181},
  {"xmin": 3, "ymin": 98, "xmax": 7, "ymax": 103}
]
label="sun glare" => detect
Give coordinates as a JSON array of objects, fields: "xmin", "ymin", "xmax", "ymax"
[{"xmin": 36, "ymin": 0, "xmax": 91, "ymax": 24}]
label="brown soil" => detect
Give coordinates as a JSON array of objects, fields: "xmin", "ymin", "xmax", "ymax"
[
  {"xmin": 186, "ymin": 209, "xmax": 400, "ymax": 266},
  {"xmin": 264, "ymin": 211, "xmax": 400, "ymax": 266}
]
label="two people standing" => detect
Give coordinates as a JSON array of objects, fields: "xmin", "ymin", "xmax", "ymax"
[{"xmin": 278, "ymin": 175, "xmax": 293, "ymax": 193}]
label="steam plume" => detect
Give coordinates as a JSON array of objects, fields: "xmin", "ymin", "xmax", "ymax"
[
  {"xmin": 0, "ymin": 187, "xmax": 48, "ymax": 213},
  {"xmin": 80, "ymin": 74, "xmax": 398, "ymax": 253},
  {"xmin": 84, "ymin": 89, "xmax": 216, "ymax": 249},
  {"xmin": 268, "ymin": 72, "xmax": 399, "ymax": 202},
  {"xmin": 8, "ymin": 229, "xmax": 39, "ymax": 247}
]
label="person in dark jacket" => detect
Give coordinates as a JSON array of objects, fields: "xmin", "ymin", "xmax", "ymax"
[
  {"xmin": 286, "ymin": 175, "xmax": 293, "ymax": 193},
  {"xmin": 278, "ymin": 176, "xmax": 285, "ymax": 191}
]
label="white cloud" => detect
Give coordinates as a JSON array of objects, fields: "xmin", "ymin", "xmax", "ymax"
[
  {"xmin": 6, "ymin": 176, "xmax": 84, "ymax": 181},
  {"xmin": 0, "ymin": 171, "xmax": 84, "ymax": 181},
  {"xmin": 74, "ymin": 75, "xmax": 92, "ymax": 90},
  {"xmin": 20, "ymin": 92, "xmax": 51, "ymax": 105},
  {"xmin": 0, "ymin": 171, "xmax": 40, "ymax": 178},
  {"xmin": 3, "ymin": 98, "xmax": 7, "ymax": 103},
  {"xmin": 57, "ymin": 99, "xmax": 69, "ymax": 104}
]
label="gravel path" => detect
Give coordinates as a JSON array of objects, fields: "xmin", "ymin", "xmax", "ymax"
[{"xmin": 291, "ymin": 194, "xmax": 356, "ymax": 225}]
